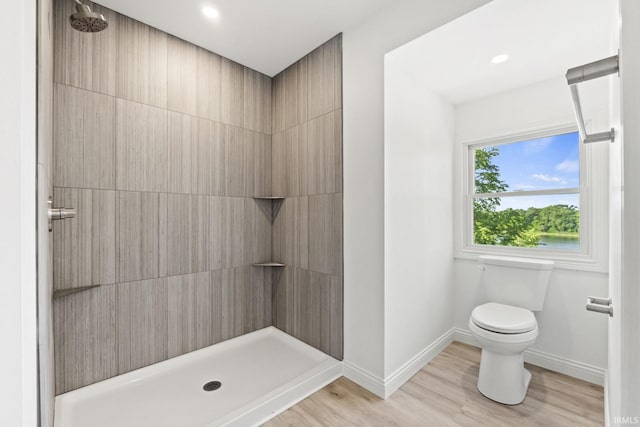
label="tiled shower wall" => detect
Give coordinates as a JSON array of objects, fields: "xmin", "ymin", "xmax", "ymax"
[
  {"xmin": 271, "ymin": 35, "xmax": 344, "ymax": 359},
  {"xmin": 52, "ymin": 0, "xmax": 273, "ymax": 394}
]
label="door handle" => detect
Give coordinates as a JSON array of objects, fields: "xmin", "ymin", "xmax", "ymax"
[
  {"xmin": 586, "ymin": 296, "xmax": 613, "ymax": 317},
  {"xmin": 48, "ymin": 197, "xmax": 76, "ymax": 232}
]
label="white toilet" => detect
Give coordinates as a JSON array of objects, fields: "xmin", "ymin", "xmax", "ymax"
[{"xmin": 469, "ymin": 255, "xmax": 554, "ymax": 405}]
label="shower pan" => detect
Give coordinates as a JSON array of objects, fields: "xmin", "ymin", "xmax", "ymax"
[{"xmin": 54, "ymin": 328, "xmax": 341, "ymax": 427}]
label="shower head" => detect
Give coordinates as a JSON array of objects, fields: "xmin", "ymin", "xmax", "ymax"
[{"xmin": 69, "ymin": 0, "xmax": 108, "ymax": 33}]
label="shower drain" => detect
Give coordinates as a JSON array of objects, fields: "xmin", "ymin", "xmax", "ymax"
[{"xmin": 203, "ymin": 381, "xmax": 222, "ymax": 392}]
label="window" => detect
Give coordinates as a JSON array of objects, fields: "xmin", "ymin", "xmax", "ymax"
[
  {"xmin": 458, "ymin": 124, "xmax": 609, "ymax": 270},
  {"xmin": 470, "ymin": 130, "xmax": 581, "ymax": 251}
]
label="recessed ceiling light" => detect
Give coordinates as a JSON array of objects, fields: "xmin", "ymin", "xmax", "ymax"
[
  {"xmin": 202, "ymin": 6, "xmax": 219, "ymax": 19},
  {"xmin": 491, "ymin": 54, "xmax": 509, "ymax": 64}
]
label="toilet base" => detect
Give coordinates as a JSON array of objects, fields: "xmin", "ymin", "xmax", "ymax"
[{"xmin": 477, "ymin": 349, "xmax": 532, "ymax": 405}]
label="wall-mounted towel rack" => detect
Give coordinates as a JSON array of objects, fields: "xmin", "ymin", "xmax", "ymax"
[{"xmin": 566, "ymin": 54, "xmax": 619, "ymax": 144}]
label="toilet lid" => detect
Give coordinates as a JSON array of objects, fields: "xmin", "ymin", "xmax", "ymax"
[{"xmin": 471, "ymin": 303, "xmax": 537, "ymax": 334}]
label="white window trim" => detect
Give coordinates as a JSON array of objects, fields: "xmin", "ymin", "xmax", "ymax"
[{"xmin": 455, "ymin": 123, "xmax": 609, "ymax": 272}]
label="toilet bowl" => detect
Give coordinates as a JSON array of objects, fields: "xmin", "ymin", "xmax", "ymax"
[{"xmin": 469, "ymin": 302, "xmax": 538, "ymax": 405}]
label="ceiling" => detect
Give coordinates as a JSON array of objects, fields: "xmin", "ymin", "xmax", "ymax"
[
  {"xmin": 96, "ymin": 0, "xmax": 396, "ymax": 76},
  {"xmin": 387, "ymin": 0, "xmax": 616, "ymax": 105}
]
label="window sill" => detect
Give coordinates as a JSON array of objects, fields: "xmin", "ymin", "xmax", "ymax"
[{"xmin": 455, "ymin": 247, "xmax": 608, "ymax": 273}]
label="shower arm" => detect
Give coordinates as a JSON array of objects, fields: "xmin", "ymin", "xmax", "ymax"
[{"xmin": 566, "ymin": 54, "xmax": 619, "ymax": 144}]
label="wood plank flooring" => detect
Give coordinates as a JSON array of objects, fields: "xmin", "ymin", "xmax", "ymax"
[{"xmin": 264, "ymin": 342, "xmax": 604, "ymax": 427}]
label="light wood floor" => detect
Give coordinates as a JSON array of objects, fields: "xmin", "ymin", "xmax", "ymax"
[{"xmin": 264, "ymin": 342, "xmax": 604, "ymax": 427}]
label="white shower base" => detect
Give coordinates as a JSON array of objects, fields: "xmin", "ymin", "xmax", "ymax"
[{"xmin": 54, "ymin": 327, "xmax": 341, "ymax": 427}]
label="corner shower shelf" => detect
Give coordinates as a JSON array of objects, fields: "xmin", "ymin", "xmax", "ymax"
[
  {"xmin": 252, "ymin": 262, "xmax": 286, "ymax": 267},
  {"xmin": 252, "ymin": 196, "xmax": 285, "ymax": 221},
  {"xmin": 53, "ymin": 284, "xmax": 100, "ymax": 299}
]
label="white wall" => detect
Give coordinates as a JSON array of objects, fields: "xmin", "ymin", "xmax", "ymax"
[
  {"xmin": 383, "ymin": 57, "xmax": 455, "ymax": 379},
  {"xmin": 453, "ymin": 77, "xmax": 610, "ymax": 371},
  {"xmin": 455, "ymin": 77, "xmax": 595, "ymax": 142},
  {"xmin": 0, "ymin": 0, "xmax": 38, "ymax": 425},
  {"xmin": 342, "ymin": 0, "xmax": 490, "ymax": 388}
]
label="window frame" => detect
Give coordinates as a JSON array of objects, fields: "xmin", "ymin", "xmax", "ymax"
[{"xmin": 457, "ymin": 123, "xmax": 608, "ymax": 271}]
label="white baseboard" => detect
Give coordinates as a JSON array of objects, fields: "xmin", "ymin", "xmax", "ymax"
[
  {"xmin": 343, "ymin": 328, "xmax": 456, "ymax": 399},
  {"xmin": 383, "ymin": 328, "xmax": 456, "ymax": 398},
  {"xmin": 343, "ymin": 327, "xmax": 605, "ymax": 402},
  {"xmin": 452, "ymin": 327, "xmax": 606, "ymax": 386},
  {"xmin": 342, "ymin": 361, "xmax": 386, "ymax": 398},
  {"xmin": 451, "ymin": 327, "xmax": 477, "ymax": 347}
]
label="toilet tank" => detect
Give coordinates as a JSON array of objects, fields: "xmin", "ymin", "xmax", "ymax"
[{"xmin": 479, "ymin": 255, "xmax": 554, "ymax": 311}]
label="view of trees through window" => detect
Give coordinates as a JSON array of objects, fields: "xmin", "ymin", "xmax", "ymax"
[{"xmin": 472, "ymin": 132, "xmax": 580, "ymax": 250}]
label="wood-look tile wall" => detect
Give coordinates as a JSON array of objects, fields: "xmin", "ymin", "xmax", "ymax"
[
  {"xmin": 271, "ymin": 35, "xmax": 344, "ymax": 359},
  {"xmin": 52, "ymin": 0, "xmax": 273, "ymax": 394}
]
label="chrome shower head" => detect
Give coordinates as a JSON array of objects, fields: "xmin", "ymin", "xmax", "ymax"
[{"xmin": 69, "ymin": 0, "xmax": 108, "ymax": 33}]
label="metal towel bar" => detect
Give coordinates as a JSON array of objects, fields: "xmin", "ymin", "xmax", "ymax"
[{"xmin": 566, "ymin": 54, "xmax": 619, "ymax": 144}]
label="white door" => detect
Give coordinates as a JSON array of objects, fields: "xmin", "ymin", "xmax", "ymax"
[
  {"xmin": 618, "ymin": 0, "xmax": 640, "ymax": 420},
  {"xmin": 607, "ymin": 0, "xmax": 640, "ymax": 423},
  {"xmin": 37, "ymin": 0, "xmax": 56, "ymax": 425}
]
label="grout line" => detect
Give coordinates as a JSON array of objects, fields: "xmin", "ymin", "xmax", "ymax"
[
  {"xmin": 271, "ymin": 107, "xmax": 343, "ymax": 136},
  {"xmin": 115, "ymin": 189, "xmax": 119, "ymax": 284},
  {"xmin": 52, "ymin": 185, "xmax": 344, "ymax": 199},
  {"xmin": 158, "ymin": 190, "xmax": 162, "ymax": 285},
  {"xmin": 113, "ymin": 265, "xmax": 121, "ymax": 376},
  {"xmin": 56, "ymin": 265, "xmax": 343, "ymax": 292},
  {"xmin": 51, "ymin": 186, "xmax": 322, "ymax": 198},
  {"xmin": 164, "ymin": 42, "xmax": 169, "ymax": 283},
  {"xmin": 53, "ymin": 82, "xmax": 274, "ymax": 138}
]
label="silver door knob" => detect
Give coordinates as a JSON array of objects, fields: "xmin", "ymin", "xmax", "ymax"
[
  {"xmin": 49, "ymin": 207, "xmax": 76, "ymax": 220},
  {"xmin": 48, "ymin": 198, "xmax": 76, "ymax": 232}
]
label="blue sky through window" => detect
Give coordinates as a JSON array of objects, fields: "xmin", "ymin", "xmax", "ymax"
[{"xmin": 477, "ymin": 131, "xmax": 580, "ymax": 211}]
